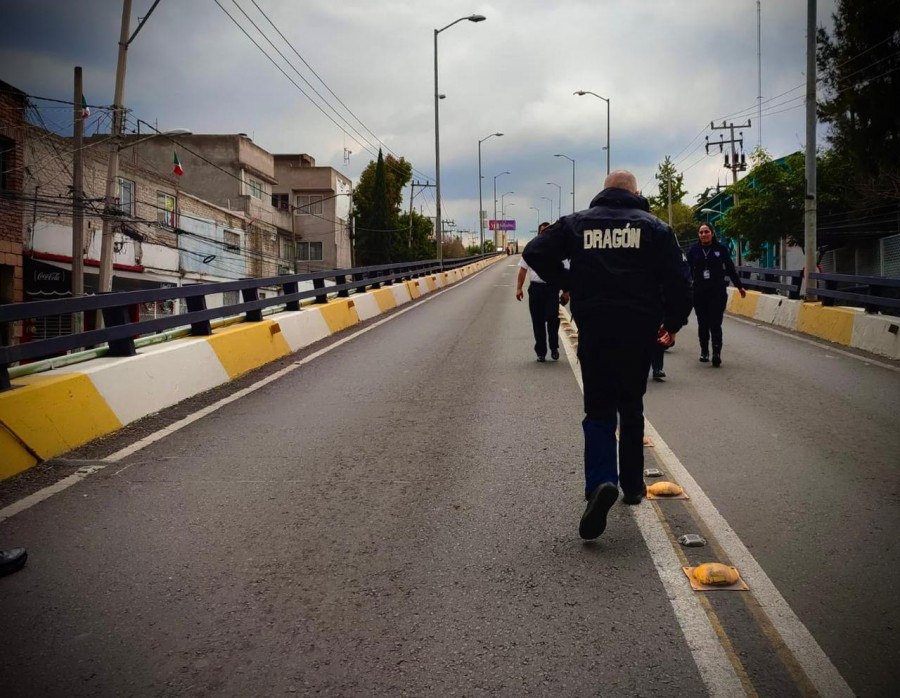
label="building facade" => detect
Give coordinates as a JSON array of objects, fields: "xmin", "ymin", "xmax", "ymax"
[
  {"xmin": 273, "ymin": 153, "xmax": 353, "ymax": 270},
  {"xmin": 0, "ymin": 80, "xmax": 27, "ymax": 343}
]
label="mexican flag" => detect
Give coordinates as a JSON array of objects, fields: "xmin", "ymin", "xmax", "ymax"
[
  {"xmin": 173, "ymin": 151, "xmax": 184, "ymax": 177},
  {"xmin": 80, "ymin": 95, "xmax": 90, "ymax": 119}
]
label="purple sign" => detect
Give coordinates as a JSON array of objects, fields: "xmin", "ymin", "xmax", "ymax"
[{"xmin": 488, "ymin": 219, "xmax": 516, "ymax": 231}]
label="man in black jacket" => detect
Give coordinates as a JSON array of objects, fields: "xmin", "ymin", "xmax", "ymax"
[
  {"xmin": 686, "ymin": 223, "xmax": 746, "ymax": 366},
  {"xmin": 523, "ymin": 170, "xmax": 691, "ymax": 539}
]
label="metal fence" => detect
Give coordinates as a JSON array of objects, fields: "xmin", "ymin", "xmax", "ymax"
[{"xmin": 1, "ymin": 254, "xmax": 496, "ymax": 391}]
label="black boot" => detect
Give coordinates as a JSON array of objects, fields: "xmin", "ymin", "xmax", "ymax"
[
  {"xmin": 712, "ymin": 345, "xmax": 722, "ymax": 367},
  {"xmin": 699, "ymin": 344, "xmax": 709, "ymax": 362}
]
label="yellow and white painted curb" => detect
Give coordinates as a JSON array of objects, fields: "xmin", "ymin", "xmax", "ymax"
[
  {"xmin": 726, "ymin": 288, "xmax": 900, "ymax": 360},
  {"xmin": 0, "ymin": 258, "xmax": 503, "ymax": 480}
]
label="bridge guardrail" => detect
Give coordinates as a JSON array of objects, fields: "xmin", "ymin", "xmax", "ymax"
[
  {"xmin": 0, "ymin": 254, "xmax": 497, "ymax": 391},
  {"xmin": 736, "ymin": 266, "xmax": 804, "ymax": 299},
  {"xmin": 808, "ymin": 272, "xmax": 900, "ymax": 314}
]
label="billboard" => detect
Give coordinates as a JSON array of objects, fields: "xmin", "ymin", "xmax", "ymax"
[{"xmin": 488, "ymin": 219, "xmax": 516, "ymax": 231}]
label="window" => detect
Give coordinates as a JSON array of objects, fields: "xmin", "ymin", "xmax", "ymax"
[
  {"xmin": 157, "ymin": 192, "xmax": 176, "ymax": 227},
  {"xmin": 271, "ymin": 193, "xmax": 289, "ymax": 211},
  {"xmin": 117, "ymin": 178, "xmax": 135, "ymax": 216},
  {"xmin": 0, "ymin": 137, "xmax": 13, "ymax": 191},
  {"xmin": 279, "ymin": 236, "xmax": 295, "ymax": 261},
  {"xmin": 297, "ymin": 241, "xmax": 323, "ymax": 261},
  {"xmin": 247, "ymin": 177, "xmax": 264, "ymax": 199},
  {"xmin": 224, "ymin": 230, "xmax": 241, "ymax": 252},
  {"xmin": 295, "ymin": 194, "xmax": 324, "ymax": 216}
]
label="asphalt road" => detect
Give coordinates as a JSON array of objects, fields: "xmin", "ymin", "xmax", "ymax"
[{"xmin": 1, "ymin": 258, "xmax": 898, "ymax": 697}]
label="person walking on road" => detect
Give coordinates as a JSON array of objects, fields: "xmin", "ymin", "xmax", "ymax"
[
  {"xmin": 516, "ymin": 222, "xmax": 569, "ymax": 362},
  {"xmin": 686, "ymin": 223, "xmax": 746, "ymax": 366},
  {"xmin": 523, "ymin": 171, "xmax": 692, "ymax": 539}
]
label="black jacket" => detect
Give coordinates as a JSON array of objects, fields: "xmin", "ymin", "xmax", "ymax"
[
  {"xmin": 522, "ymin": 188, "xmax": 692, "ymax": 334},
  {"xmin": 686, "ymin": 238, "xmax": 743, "ymax": 294}
]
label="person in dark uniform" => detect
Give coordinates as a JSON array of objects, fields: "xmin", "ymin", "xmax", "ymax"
[
  {"xmin": 523, "ymin": 171, "xmax": 691, "ymax": 539},
  {"xmin": 686, "ymin": 223, "xmax": 746, "ymax": 366},
  {"xmin": 516, "ymin": 222, "xmax": 568, "ymax": 362}
]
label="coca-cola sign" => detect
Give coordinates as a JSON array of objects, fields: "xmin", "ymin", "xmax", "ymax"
[{"xmin": 33, "ymin": 270, "xmax": 63, "ymax": 282}]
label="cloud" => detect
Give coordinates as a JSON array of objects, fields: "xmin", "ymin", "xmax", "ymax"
[{"xmin": 1, "ymin": 0, "xmax": 837, "ymax": 233}]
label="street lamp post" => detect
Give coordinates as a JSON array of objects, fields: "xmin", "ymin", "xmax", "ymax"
[
  {"xmin": 541, "ymin": 196, "xmax": 554, "ymax": 222},
  {"xmin": 435, "ymin": 14, "xmax": 486, "ymax": 266},
  {"xmin": 478, "ymin": 132, "xmax": 502, "ymax": 256},
  {"xmin": 529, "ymin": 205, "xmax": 540, "ymax": 234},
  {"xmin": 546, "ymin": 182, "xmax": 561, "ymax": 219},
  {"xmin": 554, "ymin": 154, "xmax": 575, "ymax": 213},
  {"xmin": 502, "ymin": 199, "xmax": 515, "ymax": 252},
  {"xmin": 574, "ymin": 90, "xmax": 611, "ymax": 176},
  {"xmin": 493, "ymin": 170, "xmax": 510, "ymax": 250}
]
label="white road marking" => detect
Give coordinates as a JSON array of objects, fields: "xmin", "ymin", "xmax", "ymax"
[
  {"xmin": 727, "ymin": 314, "xmax": 900, "ymax": 373},
  {"xmin": 559, "ymin": 322, "xmax": 744, "ymax": 696},
  {"xmin": 559, "ymin": 314, "xmax": 854, "ymax": 698},
  {"xmin": 0, "ymin": 272, "xmax": 483, "ymax": 523}
]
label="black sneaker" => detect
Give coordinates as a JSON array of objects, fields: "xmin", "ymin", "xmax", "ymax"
[
  {"xmin": 712, "ymin": 348, "xmax": 722, "ymax": 367},
  {"xmin": 622, "ymin": 487, "xmax": 646, "ymax": 505},
  {"xmin": 652, "ymin": 369, "xmax": 666, "ymax": 381},
  {"xmin": 537, "ymin": 355, "xmax": 546, "ymax": 363},
  {"xmin": 579, "ymin": 483, "xmax": 619, "ymax": 539},
  {"xmin": 699, "ymin": 353, "xmax": 709, "ymax": 363},
  {"xmin": 551, "ymin": 350, "xmax": 560, "ymax": 361}
]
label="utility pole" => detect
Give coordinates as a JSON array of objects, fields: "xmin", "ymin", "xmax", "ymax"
[
  {"xmin": 706, "ymin": 119, "xmax": 751, "ymax": 265},
  {"xmin": 98, "ymin": 0, "xmax": 132, "ymax": 294},
  {"xmin": 408, "ymin": 181, "xmax": 434, "ymax": 248},
  {"xmin": 72, "ymin": 67, "xmax": 85, "ymax": 333},
  {"xmin": 804, "ymin": 0, "xmax": 817, "ymax": 298}
]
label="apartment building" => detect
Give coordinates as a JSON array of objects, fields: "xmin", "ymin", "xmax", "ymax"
[
  {"xmin": 122, "ymin": 133, "xmax": 295, "ymax": 277},
  {"xmin": 0, "ymin": 80, "xmax": 27, "ymax": 342},
  {"xmin": 273, "ymin": 153, "xmax": 353, "ymax": 270}
]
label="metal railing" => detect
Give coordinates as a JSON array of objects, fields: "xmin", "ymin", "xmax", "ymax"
[
  {"xmin": 808, "ymin": 272, "xmax": 900, "ymax": 314},
  {"xmin": 735, "ymin": 266, "xmax": 804, "ymax": 299},
  {"xmin": 0, "ymin": 254, "xmax": 496, "ymax": 391}
]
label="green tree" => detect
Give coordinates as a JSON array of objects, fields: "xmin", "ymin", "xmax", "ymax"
[
  {"xmin": 648, "ymin": 156, "xmax": 687, "ymax": 211},
  {"xmin": 817, "ymin": 0, "xmax": 900, "ymax": 203},
  {"xmin": 397, "ymin": 210, "xmax": 436, "ymax": 261},
  {"xmin": 650, "ymin": 200, "xmax": 698, "ymax": 242},
  {"xmin": 719, "ymin": 148, "xmax": 853, "ymax": 259},
  {"xmin": 353, "ymin": 151, "xmax": 413, "ymax": 265}
]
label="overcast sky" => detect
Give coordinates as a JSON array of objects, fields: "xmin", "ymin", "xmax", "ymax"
[{"xmin": 1, "ymin": 0, "xmax": 837, "ymax": 240}]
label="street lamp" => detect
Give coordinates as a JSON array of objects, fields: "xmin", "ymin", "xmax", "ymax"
[
  {"xmin": 554, "ymin": 154, "xmax": 576, "ymax": 213},
  {"xmin": 478, "ymin": 132, "xmax": 503, "ymax": 256},
  {"xmin": 501, "ymin": 191, "xmax": 514, "ymax": 218},
  {"xmin": 493, "ymin": 170, "xmax": 510, "ymax": 249},
  {"xmin": 529, "ymin": 205, "xmax": 540, "ymax": 234},
  {"xmin": 541, "ymin": 196, "xmax": 554, "ymax": 222},
  {"xmin": 546, "ymin": 182, "xmax": 561, "ymax": 219},
  {"xmin": 574, "ymin": 90, "xmax": 611, "ymax": 176},
  {"xmin": 435, "ymin": 13, "xmax": 486, "ymax": 266}
]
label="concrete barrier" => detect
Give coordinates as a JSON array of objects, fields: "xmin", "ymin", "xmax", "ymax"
[
  {"xmin": 0, "ymin": 258, "xmax": 503, "ymax": 480},
  {"xmin": 727, "ymin": 288, "xmax": 899, "ymax": 360}
]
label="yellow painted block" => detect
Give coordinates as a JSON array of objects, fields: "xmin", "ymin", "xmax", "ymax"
[
  {"xmin": 406, "ymin": 280, "xmax": 421, "ymax": 299},
  {"xmin": 318, "ymin": 298, "xmax": 360, "ymax": 334},
  {"xmin": 728, "ymin": 289, "xmax": 759, "ymax": 317},
  {"xmin": 0, "ymin": 425, "xmax": 40, "ymax": 480},
  {"xmin": 0, "ymin": 373, "xmax": 122, "ymax": 470},
  {"xmin": 425, "ymin": 276, "xmax": 437, "ymax": 291},
  {"xmin": 797, "ymin": 303, "xmax": 856, "ymax": 346},
  {"xmin": 207, "ymin": 320, "xmax": 292, "ymax": 379},
  {"xmin": 371, "ymin": 288, "xmax": 397, "ymax": 313}
]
